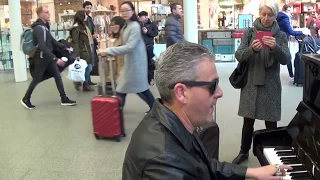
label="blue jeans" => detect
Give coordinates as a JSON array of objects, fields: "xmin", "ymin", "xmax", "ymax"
[
  {"xmin": 85, "ymin": 64, "xmax": 92, "ymax": 84},
  {"xmin": 117, "ymin": 89, "xmax": 155, "ymax": 109}
]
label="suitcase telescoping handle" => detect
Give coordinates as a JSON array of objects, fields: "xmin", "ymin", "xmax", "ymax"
[
  {"xmin": 108, "ymin": 55, "xmax": 116, "ymax": 96},
  {"xmin": 98, "ymin": 55, "xmax": 106, "ymax": 96},
  {"xmin": 98, "ymin": 11, "xmax": 116, "ymax": 97},
  {"xmin": 98, "ymin": 55, "xmax": 116, "ymax": 97}
]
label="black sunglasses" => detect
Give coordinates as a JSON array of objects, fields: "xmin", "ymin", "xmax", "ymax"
[{"xmin": 168, "ymin": 80, "xmax": 219, "ymax": 95}]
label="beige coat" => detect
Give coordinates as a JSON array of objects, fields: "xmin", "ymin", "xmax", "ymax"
[{"xmin": 104, "ymin": 37, "xmax": 123, "ymax": 83}]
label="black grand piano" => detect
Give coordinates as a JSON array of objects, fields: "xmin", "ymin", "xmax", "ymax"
[{"xmin": 253, "ymin": 54, "xmax": 320, "ymax": 180}]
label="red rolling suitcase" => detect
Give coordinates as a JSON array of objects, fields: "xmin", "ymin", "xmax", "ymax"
[{"xmin": 91, "ymin": 55, "xmax": 125, "ymax": 142}]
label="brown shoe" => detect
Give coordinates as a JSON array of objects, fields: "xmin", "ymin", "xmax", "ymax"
[
  {"xmin": 83, "ymin": 84, "xmax": 94, "ymax": 91},
  {"xmin": 73, "ymin": 82, "xmax": 82, "ymax": 91}
]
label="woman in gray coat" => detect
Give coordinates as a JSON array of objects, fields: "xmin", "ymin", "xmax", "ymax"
[
  {"xmin": 232, "ymin": 0, "xmax": 290, "ymax": 165},
  {"xmin": 99, "ymin": 1, "xmax": 155, "ymax": 112}
]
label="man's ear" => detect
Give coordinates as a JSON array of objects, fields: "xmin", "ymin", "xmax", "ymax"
[{"xmin": 173, "ymin": 83, "xmax": 187, "ymax": 105}]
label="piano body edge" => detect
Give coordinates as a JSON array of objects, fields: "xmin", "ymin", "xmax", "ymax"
[{"xmin": 252, "ymin": 127, "xmax": 292, "ymax": 166}]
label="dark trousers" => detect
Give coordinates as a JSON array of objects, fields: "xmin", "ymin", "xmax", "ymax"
[
  {"xmin": 287, "ymin": 53, "xmax": 294, "ymax": 78},
  {"xmin": 240, "ymin": 117, "xmax": 277, "ymax": 153},
  {"xmin": 146, "ymin": 45, "xmax": 155, "ymax": 60},
  {"xmin": 24, "ymin": 59, "xmax": 66, "ymax": 100},
  {"xmin": 146, "ymin": 45, "xmax": 155, "ymax": 84},
  {"xmin": 116, "ymin": 89, "xmax": 155, "ymax": 109}
]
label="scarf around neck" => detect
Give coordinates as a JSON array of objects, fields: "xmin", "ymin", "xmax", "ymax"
[{"xmin": 252, "ymin": 18, "xmax": 280, "ymax": 85}]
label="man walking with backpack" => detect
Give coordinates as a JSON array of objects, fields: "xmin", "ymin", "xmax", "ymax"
[{"xmin": 21, "ymin": 6, "xmax": 76, "ymax": 109}]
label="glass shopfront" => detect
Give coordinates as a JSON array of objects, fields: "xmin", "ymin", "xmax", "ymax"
[
  {"xmin": 0, "ymin": 0, "xmax": 170, "ymax": 70},
  {"xmin": 198, "ymin": 0, "xmax": 320, "ymax": 62},
  {"xmin": 0, "ymin": 0, "xmax": 119, "ymax": 70}
]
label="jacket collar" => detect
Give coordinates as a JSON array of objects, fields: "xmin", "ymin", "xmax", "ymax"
[
  {"xmin": 282, "ymin": 11, "xmax": 292, "ymax": 19},
  {"xmin": 150, "ymin": 99, "xmax": 194, "ymax": 152},
  {"xmin": 170, "ymin": 13, "xmax": 181, "ymax": 20}
]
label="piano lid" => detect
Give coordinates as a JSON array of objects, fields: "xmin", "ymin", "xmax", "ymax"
[
  {"xmin": 286, "ymin": 101, "xmax": 320, "ymax": 171},
  {"xmin": 302, "ymin": 54, "xmax": 320, "ymax": 63},
  {"xmin": 302, "ymin": 54, "xmax": 320, "ymax": 114}
]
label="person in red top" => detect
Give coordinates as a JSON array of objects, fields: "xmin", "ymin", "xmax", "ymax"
[{"xmin": 306, "ymin": 10, "xmax": 319, "ymax": 38}]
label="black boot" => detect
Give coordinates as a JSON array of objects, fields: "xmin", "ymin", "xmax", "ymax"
[
  {"xmin": 232, "ymin": 151, "xmax": 249, "ymax": 164},
  {"xmin": 232, "ymin": 118, "xmax": 255, "ymax": 164}
]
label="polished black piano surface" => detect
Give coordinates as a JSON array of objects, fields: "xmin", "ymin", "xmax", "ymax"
[{"xmin": 253, "ymin": 54, "xmax": 320, "ymax": 180}]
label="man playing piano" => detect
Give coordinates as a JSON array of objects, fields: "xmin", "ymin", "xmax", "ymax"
[{"xmin": 121, "ymin": 42, "xmax": 292, "ymax": 180}]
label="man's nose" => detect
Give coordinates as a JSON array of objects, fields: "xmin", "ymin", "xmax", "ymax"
[{"xmin": 214, "ymin": 86, "xmax": 223, "ymax": 98}]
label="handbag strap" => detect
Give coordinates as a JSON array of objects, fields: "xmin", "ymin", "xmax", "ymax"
[{"xmin": 247, "ymin": 27, "xmax": 253, "ymax": 45}]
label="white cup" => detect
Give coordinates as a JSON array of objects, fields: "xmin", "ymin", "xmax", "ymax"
[{"xmin": 61, "ymin": 57, "xmax": 68, "ymax": 62}]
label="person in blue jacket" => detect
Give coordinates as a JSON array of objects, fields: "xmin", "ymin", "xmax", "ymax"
[{"xmin": 276, "ymin": 5, "xmax": 305, "ymax": 78}]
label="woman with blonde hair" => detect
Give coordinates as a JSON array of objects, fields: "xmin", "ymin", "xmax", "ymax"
[{"xmin": 232, "ymin": 0, "xmax": 290, "ymax": 164}]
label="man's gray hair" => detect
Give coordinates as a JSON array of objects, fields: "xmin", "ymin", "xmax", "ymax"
[
  {"xmin": 259, "ymin": 0, "xmax": 279, "ymax": 17},
  {"xmin": 155, "ymin": 42, "xmax": 215, "ymax": 104}
]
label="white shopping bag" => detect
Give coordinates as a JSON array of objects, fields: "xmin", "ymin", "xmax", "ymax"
[{"xmin": 68, "ymin": 59, "xmax": 88, "ymax": 82}]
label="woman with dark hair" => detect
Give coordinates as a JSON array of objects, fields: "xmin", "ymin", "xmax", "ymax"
[
  {"xmin": 99, "ymin": 1, "xmax": 155, "ymax": 114},
  {"xmin": 104, "ymin": 16, "xmax": 126, "ymax": 83},
  {"xmin": 69, "ymin": 10, "xmax": 95, "ymax": 91}
]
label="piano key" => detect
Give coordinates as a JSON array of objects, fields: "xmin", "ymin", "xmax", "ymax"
[
  {"xmin": 287, "ymin": 171, "xmax": 308, "ymax": 175},
  {"xmin": 274, "ymin": 146, "xmax": 293, "ymax": 151},
  {"xmin": 285, "ymin": 164, "xmax": 303, "ymax": 167},
  {"xmin": 281, "ymin": 159, "xmax": 301, "ymax": 164},
  {"xmin": 287, "ymin": 166, "xmax": 306, "ymax": 172},
  {"xmin": 279, "ymin": 156, "xmax": 299, "ymax": 160},
  {"xmin": 290, "ymin": 173, "xmax": 310, "ymax": 178},
  {"xmin": 277, "ymin": 151, "xmax": 295, "ymax": 156},
  {"xmin": 281, "ymin": 173, "xmax": 310, "ymax": 180},
  {"xmin": 278, "ymin": 155, "xmax": 297, "ymax": 158},
  {"xmin": 263, "ymin": 148, "xmax": 282, "ymax": 164}
]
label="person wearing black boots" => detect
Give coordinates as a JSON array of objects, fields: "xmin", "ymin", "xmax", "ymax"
[{"xmin": 233, "ymin": 0, "xmax": 290, "ymax": 165}]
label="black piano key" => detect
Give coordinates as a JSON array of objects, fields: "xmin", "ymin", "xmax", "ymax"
[
  {"xmin": 290, "ymin": 173, "xmax": 310, "ymax": 179},
  {"xmin": 274, "ymin": 146, "xmax": 293, "ymax": 151},
  {"xmin": 280, "ymin": 157, "xmax": 299, "ymax": 161},
  {"xmin": 287, "ymin": 166, "xmax": 306, "ymax": 172},
  {"xmin": 289, "ymin": 172, "xmax": 310, "ymax": 177},
  {"xmin": 282, "ymin": 159, "xmax": 301, "ymax": 164},
  {"xmin": 277, "ymin": 151, "xmax": 295, "ymax": 156}
]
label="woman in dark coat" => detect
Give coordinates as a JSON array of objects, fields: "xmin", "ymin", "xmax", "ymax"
[
  {"xmin": 232, "ymin": 0, "xmax": 290, "ymax": 165},
  {"xmin": 69, "ymin": 10, "xmax": 95, "ymax": 91}
]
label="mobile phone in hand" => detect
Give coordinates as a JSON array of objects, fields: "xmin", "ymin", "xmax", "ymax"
[{"xmin": 256, "ymin": 31, "xmax": 272, "ymax": 47}]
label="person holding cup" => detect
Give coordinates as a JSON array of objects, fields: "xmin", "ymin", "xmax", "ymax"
[{"xmin": 21, "ymin": 6, "xmax": 76, "ymax": 109}]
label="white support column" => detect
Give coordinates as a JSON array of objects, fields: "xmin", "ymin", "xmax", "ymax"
[
  {"xmin": 9, "ymin": 0, "xmax": 28, "ymax": 82},
  {"xmin": 183, "ymin": 0, "xmax": 198, "ymax": 44},
  {"xmin": 199, "ymin": 0, "xmax": 209, "ymax": 29}
]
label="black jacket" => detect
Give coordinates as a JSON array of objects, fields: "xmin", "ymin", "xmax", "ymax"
[
  {"xmin": 164, "ymin": 14, "xmax": 185, "ymax": 48},
  {"xmin": 122, "ymin": 99, "xmax": 247, "ymax": 180},
  {"xmin": 31, "ymin": 18, "xmax": 65, "ymax": 61},
  {"xmin": 140, "ymin": 19, "xmax": 158, "ymax": 46}
]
